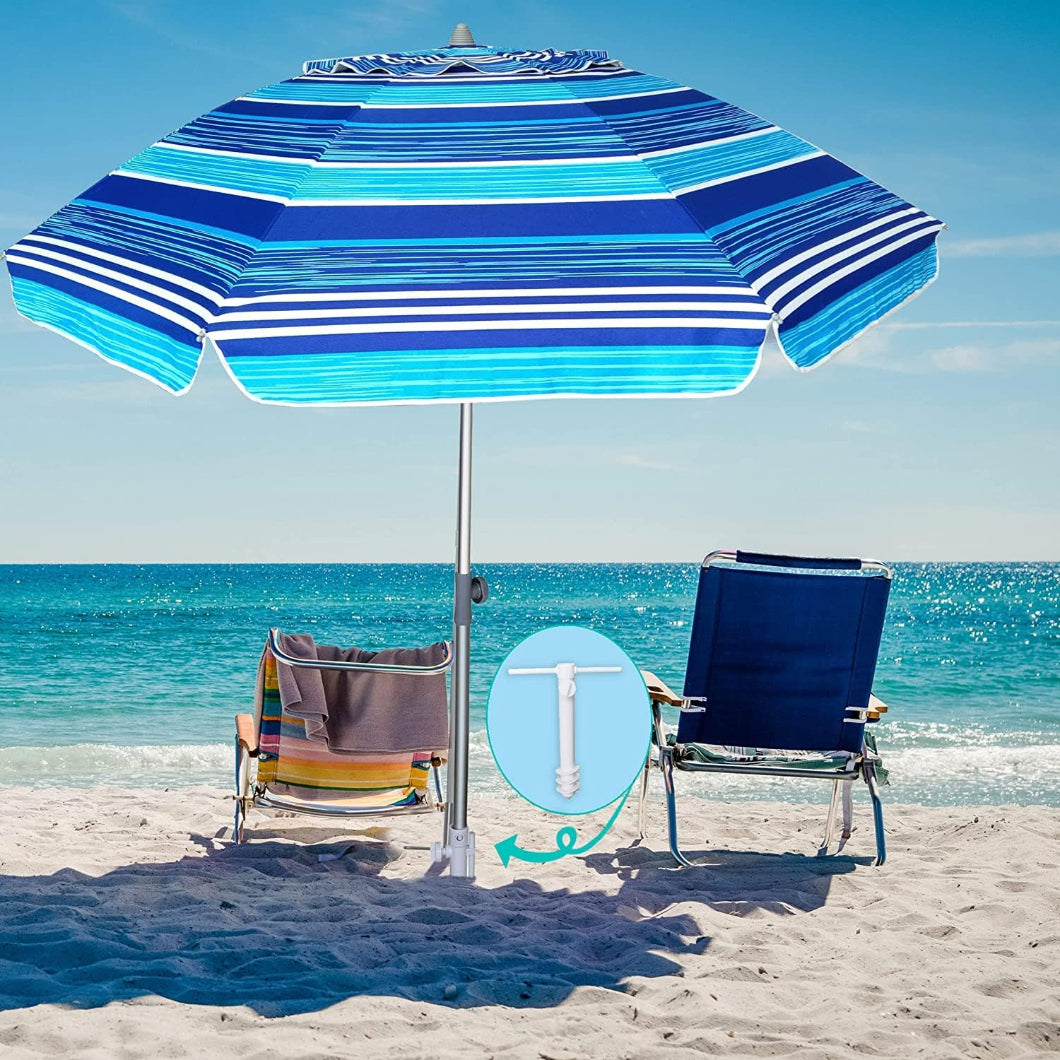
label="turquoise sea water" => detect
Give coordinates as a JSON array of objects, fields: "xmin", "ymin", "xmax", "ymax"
[{"xmin": 0, "ymin": 563, "xmax": 1057, "ymax": 805}]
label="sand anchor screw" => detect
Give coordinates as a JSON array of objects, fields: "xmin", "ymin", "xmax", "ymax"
[{"xmin": 507, "ymin": 662, "xmax": 622, "ymax": 798}]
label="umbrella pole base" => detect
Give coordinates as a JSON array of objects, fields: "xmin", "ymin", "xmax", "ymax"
[{"xmin": 430, "ymin": 827, "xmax": 476, "ymax": 878}]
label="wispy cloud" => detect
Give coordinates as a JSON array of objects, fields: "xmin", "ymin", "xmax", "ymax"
[
  {"xmin": 880, "ymin": 320, "xmax": 1060, "ymax": 330},
  {"xmin": 614, "ymin": 453, "xmax": 677, "ymax": 471},
  {"xmin": 929, "ymin": 344, "xmax": 993, "ymax": 372},
  {"xmin": 930, "ymin": 338, "xmax": 1060, "ymax": 373},
  {"xmin": 839, "ymin": 419, "xmax": 881, "ymax": 434},
  {"xmin": 505, "ymin": 442, "xmax": 683, "ymax": 473},
  {"xmin": 842, "ymin": 320, "xmax": 1060, "ymax": 374},
  {"xmin": 946, "ymin": 231, "xmax": 1060, "ymax": 257}
]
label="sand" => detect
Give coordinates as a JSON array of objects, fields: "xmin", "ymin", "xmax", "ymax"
[{"xmin": 0, "ymin": 787, "xmax": 1057, "ymax": 1059}]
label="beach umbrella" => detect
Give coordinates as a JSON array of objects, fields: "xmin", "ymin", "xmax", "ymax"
[{"xmin": 4, "ymin": 24, "xmax": 943, "ymax": 876}]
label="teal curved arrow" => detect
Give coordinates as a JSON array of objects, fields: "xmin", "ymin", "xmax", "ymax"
[{"xmin": 494, "ymin": 785, "xmax": 633, "ymax": 867}]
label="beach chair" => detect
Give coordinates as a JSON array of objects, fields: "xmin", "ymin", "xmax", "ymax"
[
  {"xmin": 638, "ymin": 551, "xmax": 892, "ymax": 866},
  {"xmin": 233, "ymin": 629, "xmax": 452, "ymax": 845}
]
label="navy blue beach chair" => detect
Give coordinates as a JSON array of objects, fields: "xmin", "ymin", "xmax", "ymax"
[{"xmin": 639, "ymin": 550, "xmax": 892, "ymax": 866}]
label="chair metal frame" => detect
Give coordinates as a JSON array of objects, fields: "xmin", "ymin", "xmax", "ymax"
[
  {"xmin": 638, "ymin": 551, "xmax": 891, "ymax": 867},
  {"xmin": 233, "ymin": 628, "xmax": 452, "ymax": 844}
]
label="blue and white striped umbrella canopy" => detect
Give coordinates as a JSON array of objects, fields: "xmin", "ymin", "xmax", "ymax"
[{"xmin": 5, "ymin": 41, "xmax": 944, "ymax": 405}]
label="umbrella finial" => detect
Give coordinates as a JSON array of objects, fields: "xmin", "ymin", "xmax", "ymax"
[{"xmin": 448, "ymin": 22, "xmax": 475, "ymax": 47}]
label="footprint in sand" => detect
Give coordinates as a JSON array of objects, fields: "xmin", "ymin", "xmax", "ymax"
[
  {"xmin": 918, "ymin": 924, "xmax": 961, "ymax": 940},
  {"xmin": 975, "ymin": 978, "xmax": 1025, "ymax": 999}
]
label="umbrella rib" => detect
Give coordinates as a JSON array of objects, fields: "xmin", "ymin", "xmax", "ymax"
[
  {"xmin": 203, "ymin": 78, "xmax": 392, "ymax": 343},
  {"xmin": 541, "ymin": 72, "xmax": 778, "ymax": 375},
  {"xmin": 554, "ymin": 74, "xmax": 944, "ymax": 370}
]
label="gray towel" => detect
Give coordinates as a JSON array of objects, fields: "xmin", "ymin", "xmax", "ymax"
[{"xmin": 274, "ymin": 633, "xmax": 450, "ymax": 754}]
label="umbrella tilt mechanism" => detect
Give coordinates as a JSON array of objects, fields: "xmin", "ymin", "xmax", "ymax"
[{"xmin": 507, "ymin": 663, "xmax": 622, "ymax": 798}]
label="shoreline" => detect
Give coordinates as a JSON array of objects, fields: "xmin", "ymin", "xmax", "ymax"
[
  {"xmin": 0, "ymin": 787, "xmax": 1057, "ymax": 1057},
  {"xmin": 2, "ymin": 742, "xmax": 1059, "ymax": 808}
]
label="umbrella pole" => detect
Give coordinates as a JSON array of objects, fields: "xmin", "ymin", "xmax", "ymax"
[{"xmin": 446, "ymin": 401, "xmax": 475, "ymax": 877}]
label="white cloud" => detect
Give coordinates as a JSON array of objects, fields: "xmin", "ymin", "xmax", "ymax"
[
  {"xmin": 835, "ymin": 324, "xmax": 893, "ymax": 366},
  {"xmin": 946, "ymin": 231, "xmax": 1060, "ymax": 257},
  {"xmin": 504, "ymin": 442, "xmax": 683, "ymax": 473},
  {"xmin": 842, "ymin": 321, "xmax": 1060, "ymax": 374},
  {"xmin": 881, "ymin": 319, "xmax": 1060, "ymax": 330},
  {"xmin": 614, "ymin": 453, "xmax": 677, "ymax": 471},
  {"xmin": 932, "ymin": 337, "xmax": 1060, "ymax": 373},
  {"xmin": 930, "ymin": 344, "xmax": 993, "ymax": 372}
]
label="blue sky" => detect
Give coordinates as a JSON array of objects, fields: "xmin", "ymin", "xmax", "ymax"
[{"xmin": 1, "ymin": 0, "xmax": 1057, "ymax": 562}]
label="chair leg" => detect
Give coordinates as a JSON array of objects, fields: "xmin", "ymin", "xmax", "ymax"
[
  {"xmin": 864, "ymin": 766, "xmax": 886, "ymax": 866},
  {"xmin": 660, "ymin": 750, "xmax": 694, "ymax": 867},
  {"xmin": 233, "ymin": 736, "xmax": 249, "ymax": 844},
  {"xmin": 637, "ymin": 755, "xmax": 651, "ymax": 839},
  {"xmin": 829, "ymin": 779, "xmax": 856, "ymax": 854},
  {"xmin": 438, "ymin": 764, "xmax": 452, "ymax": 854},
  {"xmin": 817, "ymin": 780, "xmax": 841, "ymax": 856}
]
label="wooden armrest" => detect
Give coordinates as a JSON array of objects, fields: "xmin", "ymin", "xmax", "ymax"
[
  {"xmin": 640, "ymin": 670, "xmax": 684, "ymax": 707},
  {"xmin": 867, "ymin": 693, "xmax": 889, "ymax": 721},
  {"xmin": 235, "ymin": 714, "xmax": 259, "ymax": 755}
]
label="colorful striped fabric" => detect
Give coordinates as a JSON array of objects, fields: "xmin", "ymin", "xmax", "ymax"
[
  {"xmin": 5, "ymin": 45, "xmax": 944, "ymax": 405},
  {"xmin": 256, "ymin": 648, "xmax": 437, "ymax": 805}
]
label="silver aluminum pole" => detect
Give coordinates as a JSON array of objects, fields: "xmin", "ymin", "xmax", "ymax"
[{"xmin": 446, "ymin": 402, "xmax": 475, "ymax": 877}]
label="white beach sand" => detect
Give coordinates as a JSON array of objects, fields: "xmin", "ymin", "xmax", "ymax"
[{"xmin": 0, "ymin": 787, "xmax": 1057, "ymax": 1059}]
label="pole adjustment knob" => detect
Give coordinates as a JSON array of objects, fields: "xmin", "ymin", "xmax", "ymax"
[{"xmin": 470, "ymin": 575, "xmax": 489, "ymax": 604}]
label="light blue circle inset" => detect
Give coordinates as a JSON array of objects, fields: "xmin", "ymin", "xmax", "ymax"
[{"xmin": 486, "ymin": 626, "xmax": 651, "ymax": 816}]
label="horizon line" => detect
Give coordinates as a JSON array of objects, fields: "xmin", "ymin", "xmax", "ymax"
[{"xmin": 2, "ymin": 558, "xmax": 1058, "ymax": 567}]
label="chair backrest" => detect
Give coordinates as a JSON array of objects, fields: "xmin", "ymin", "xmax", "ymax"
[
  {"xmin": 678, "ymin": 551, "xmax": 891, "ymax": 753},
  {"xmin": 256, "ymin": 651, "xmax": 437, "ymax": 802}
]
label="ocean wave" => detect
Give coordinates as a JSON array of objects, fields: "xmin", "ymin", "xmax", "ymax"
[
  {"xmin": 1, "ymin": 736, "xmax": 1058, "ymax": 805},
  {"xmin": 0, "ymin": 743, "xmax": 232, "ymax": 788}
]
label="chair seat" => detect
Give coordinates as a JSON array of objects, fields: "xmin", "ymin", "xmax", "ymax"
[
  {"xmin": 672, "ymin": 738, "xmax": 860, "ymax": 773},
  {"xmin": 254, "ymin": 782, "xmax": 436, "ymax": 818}
]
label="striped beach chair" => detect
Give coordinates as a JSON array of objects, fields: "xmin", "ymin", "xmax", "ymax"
[
  {"xmin": 638, "ymin": 551, "xmax": 893, "ymax": 866},
  {"xmin": 233, "ymin": 630, "xmax": 452, "ymax": 844}
]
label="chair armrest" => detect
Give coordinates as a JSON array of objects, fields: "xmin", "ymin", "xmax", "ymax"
[
  {"xmin": 867, "ymin": 694, "xmax": 889, "ymax": 722},
  {"xmin": 640, "ymin": 670, "xmax": 684, "ymax": 707},
  {"xmin": 235, "ymin": 714, "xmax": 259, "ymax": 755}
]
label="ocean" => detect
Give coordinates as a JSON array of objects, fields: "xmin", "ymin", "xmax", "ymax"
[{"xmin": 0, "ymin": 563, "xmax": 1057, "ymax": 806}]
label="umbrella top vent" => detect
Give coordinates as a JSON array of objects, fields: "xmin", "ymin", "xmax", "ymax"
[
  {"xmin": 302, "ymin": 45, "xmax": 621, "ymax": 77},
  {"xmin": 448, "ymin": 23, "xmax": 475, "ymax": 47}
]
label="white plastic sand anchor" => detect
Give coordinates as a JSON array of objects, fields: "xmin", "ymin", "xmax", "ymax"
[
  {"xmin": 507, "ymin": 662, "xmax": 622, "ymax": 798},
  {"xmin": 430, "ymin": 828, "xmax": 475, "ymax": 877}
]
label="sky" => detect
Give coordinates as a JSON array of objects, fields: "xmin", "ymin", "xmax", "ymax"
[{"xmin": 0, "ymin": 0, "xmax": 1057, "ymax": 562}]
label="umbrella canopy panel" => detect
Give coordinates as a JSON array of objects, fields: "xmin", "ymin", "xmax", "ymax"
[{"xmin": 5, "ymin": 44, "xmax": 943, "ymax": 406}]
